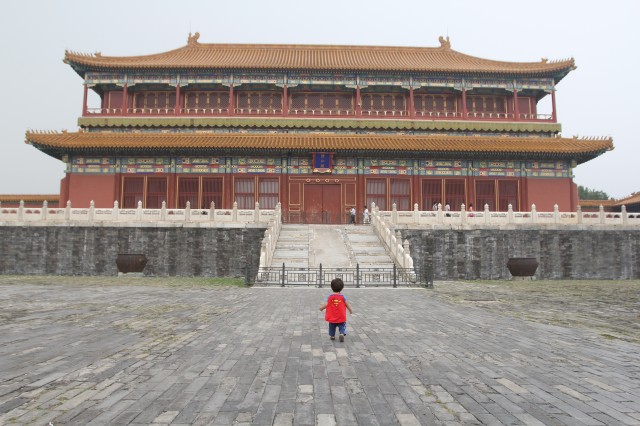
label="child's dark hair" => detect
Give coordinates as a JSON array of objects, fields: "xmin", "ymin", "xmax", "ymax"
[{"xmin": 330, "ymin": 278, "xmax": 344, "ymax": 292}]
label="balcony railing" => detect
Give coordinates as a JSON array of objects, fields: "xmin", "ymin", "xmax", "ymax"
[{"xmin": 82, "ymin": 107, "xmax": 556, "ymax": 123}]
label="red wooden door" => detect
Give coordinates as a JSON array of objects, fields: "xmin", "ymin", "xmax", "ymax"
[{"xmin": 304, "ymin": 184, "xmax": 342, "ymax": 224}]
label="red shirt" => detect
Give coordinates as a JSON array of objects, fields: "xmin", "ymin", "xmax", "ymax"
[{"xmin": 325, "ymin": 293, "xmax": 347, "ymax": 323}]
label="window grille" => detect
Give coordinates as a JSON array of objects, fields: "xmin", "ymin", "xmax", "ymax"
[
  {"xmin": 366, "ymin": 179, "xmax": 387, "ymax": 210},
  {"xmin": 444, "ymin": 179, "xmax": 465, "ymax": 211},
  {"xmin": 235, "ymin": 178, "xmax": 255, "ymax": 209},
  {"xmin": 146, "ymin": 177, "xmax": 167, "ymax": 209},
  {"xmin": 422, "ymin": 179, "xmax": 442, "ymax": 210},
  {"xmin": 390, "ymin": 179, "xmax": 410, "ymax": 210},
  {"xmin": 202, "ymin": 177, "xmax": 223, "ymax": 209},
  {"xmin": 259, "ymin": 178, "xmax": 279, "ymax": 209},
  {"xmin": 498, "ymin": 180, "xmax": 518, "ymax": 211},
  {"xmin": 178, "ymin": 177, "xmax": 199, "ymax": 208},
  {"xmin": 475, "ymin": 181, "xmax": 496, "ymax": 211},
  {"xmin": 122, "ymin": 177, "xmax": 144, "ymax": 208}
]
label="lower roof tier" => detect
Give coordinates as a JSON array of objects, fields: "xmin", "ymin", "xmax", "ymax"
[
  {"xmin": 26, "ymin": 131, "xmax": 612, "ymax": 164},
  {"xmin": 78, "ymin": 117, "xmax": 562, "ymax": 134}
]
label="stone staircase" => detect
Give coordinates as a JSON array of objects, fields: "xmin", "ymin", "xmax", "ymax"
[
  {"xmin": 268, "ymin": 224, "xmax": 395, "ymax": 269},
  {"xmin": 257, "ymin": 224, "xmax": 410, "ymax": 286}
]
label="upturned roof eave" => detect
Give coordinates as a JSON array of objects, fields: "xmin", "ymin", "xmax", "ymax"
[{"xmin": 29, "ymin": 142, "xmax": 607, "ymax": 164}]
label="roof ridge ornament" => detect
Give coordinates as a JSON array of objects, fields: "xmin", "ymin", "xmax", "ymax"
[
  {"xmin": 438, "ymin": 36, "xmax": 451, "ymax": 50},
  {"xmin": 187, "ymin": 32, "xmax": 200, "ymax": 47}
]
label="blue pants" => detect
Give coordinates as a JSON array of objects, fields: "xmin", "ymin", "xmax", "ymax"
[{"xmin": 328, "ymin": 322, "xmax": 347, "ymax": 337}]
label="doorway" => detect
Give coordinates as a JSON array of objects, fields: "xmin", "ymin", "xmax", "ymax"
[{"xmin": 304, "ymin": 184, "xmax": 342, "ymax": 224}]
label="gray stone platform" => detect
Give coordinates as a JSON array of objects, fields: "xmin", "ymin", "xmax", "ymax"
[{"xmin": 1, "ymin": 279, "xmax": 639, "ymax": 425}]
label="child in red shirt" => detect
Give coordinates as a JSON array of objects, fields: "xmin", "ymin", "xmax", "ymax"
[{"xmin": 319, "ymin": 278, "xmax": 353, "ymax": 342}]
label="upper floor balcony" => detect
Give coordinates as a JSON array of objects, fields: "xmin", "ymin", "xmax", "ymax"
[{"xmin": 83, "ymin": 88, "xmax": 557, "ymax": 123}]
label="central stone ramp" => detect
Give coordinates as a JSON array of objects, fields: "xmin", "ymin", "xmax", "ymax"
[{"xmin": 268, "ymin": 224, "xmax": 394, "ymax": 268}]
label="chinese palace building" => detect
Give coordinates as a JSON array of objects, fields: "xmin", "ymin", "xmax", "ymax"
[{"xmin": 25, "ymin": 33, "xmax": 613, "ymax": 224}]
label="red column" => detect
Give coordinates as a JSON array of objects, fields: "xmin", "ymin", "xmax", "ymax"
[
  {"xmin": 461, "ymin": 87, "xmax": 467, "ymax": 119},
  {"xmin": 228, "ymin": 84, "xmax": 234, "ymax": 116},
  {"xmin": 409, "ymin": 87, "xmax": 415, "ymax": 119},
  {"xmin": 174, "ymin": 84, "xmax": 181, "ymax": 115},
  {"xmin": 122, "ymin": 83, "xmax": 128, "ymax": 116},
  {"xmin": 551, "ymin": 88, "xmax": 557, "ymax": 122},
  {"xmin": 356, "ymin": 85, "xmax": 361, "ymax": 117},
  {"xmin": 282, "ymin": 84, "xmax": 288, "ymax": 116},
  {"xmin": 513, "ymin": 89, "xmax": 519, "ymax": 121},
  {"xmin": 82, "ymin": 83, "xmax": 88, "ymax": 116}
]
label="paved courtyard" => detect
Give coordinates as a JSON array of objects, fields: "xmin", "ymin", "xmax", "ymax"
[{"xmin": 1, "ymin": 277, "xmax": 639, "ymax": 425}]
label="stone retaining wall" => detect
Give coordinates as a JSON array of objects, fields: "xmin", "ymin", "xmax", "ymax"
[
  {"xmin": 0, "ymin": 225, "xmax": 266, "ymax": 277},
  {"xmin": 402, "ymin": 228, "xmax": 640, "ymax": 280}
]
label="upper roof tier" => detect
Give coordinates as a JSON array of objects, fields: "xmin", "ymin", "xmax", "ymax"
[{"xmin": 64, "ymin": 34, "xmax": 576, "ymax": 80}]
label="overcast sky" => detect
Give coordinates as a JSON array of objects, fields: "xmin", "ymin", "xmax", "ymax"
[{"xmin": 0, "ymin": 0, "xmax": 638, "ymax": 199}]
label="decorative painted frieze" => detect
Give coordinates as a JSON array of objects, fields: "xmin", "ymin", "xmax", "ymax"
[
  {"xmin": 413, "ymin": 77, "xmax": 462, "ymax": 90},
  {"xmin": 179, "ymin": 72, "xmax": 230, "ymax": 86},
  {"xmin": 358, "ymin": 74, "xmax": 410, "ymax": 88},
  {"xmin": 233, "ymin": 73, "xmax": 284, "ymax": 87},
  {"xmin": 231, "ymin": 157, "xmax": 282, "ymax": 174},
  {"xmin": 85, "ymin": 72, "xmax": 126, "ymax": 86},
  {"xmin": 69, "ymin": 156, "xmax": 117, "ymax": 174},
  {"xmin": 288, "ymin": 72, "xmax": 357, "ymax": 87},
  {"xmin": 525, "ymin": 160, "xmax": 570, "ymax": 178},
  {"xmin": 175, "ymin": 157, "xmax": 227, "ymax": 173},
  {"xmin": 418, "ymin": 160, "xmax": 467, "ymax": 176},
  {"xmin": 517, "ymin": 78, "xmax": 554, "ymax": 92},
  {"xmin": 119, "ymin": 157, "xmax": 174, "ymax": 174}
]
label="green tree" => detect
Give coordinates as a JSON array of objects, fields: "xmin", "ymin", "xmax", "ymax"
[{"xmin": 578, "ymin": 185, "xmax": 611, "ymax": 200}]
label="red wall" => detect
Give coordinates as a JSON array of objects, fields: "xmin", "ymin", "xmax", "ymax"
[
  {"xmin": 67, "ymin": 174, "xmax": 118, "ymax": 208},
  {"xmin": 525, "ymin": 177, "xmax": 576, "ymax": 211}
]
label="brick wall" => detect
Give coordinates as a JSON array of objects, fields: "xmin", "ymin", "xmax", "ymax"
[
  {"xmin": 403, "ymin": 228, "xmax": 640, "ymax": 280},
  {"xmin": 0, "ymin": 226, "xmax": 266, "ymax": 277}
]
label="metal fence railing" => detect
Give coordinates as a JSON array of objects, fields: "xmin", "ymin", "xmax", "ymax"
[{"xmin": 253, "ymin": 263, "xmax": 433, "ymax": 288}]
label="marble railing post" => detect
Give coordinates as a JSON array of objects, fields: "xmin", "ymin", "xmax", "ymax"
[
  {"xmin": 65, "ymin": 200, "xmax": 71, "ymax": 221},
  {"xmin": 622, "ymin": 205, "xmax": 628, "ymax": 225},
  {"xmin": 436, "ymin": 203, "xmax": 443, "ymax": 223},
  {"xmin": 136, "ymin": 201, "xmax": 143, "ymax": 221},
  {"xmin": 461, "ymin": 204, "xmax": 466, "ymax": 225},
  {"xmin": 553, "ymin": 204, "xmax": 559, "ymax": 224},
  {"xmin": 531, "ymin": 204, "xmax": 537, "ymax": 223},
  {"xmin": 392, "ymin": 203, "xmax": 398, "ymax": 225},
  {"xmin": 599, "ymin": 205, "xmax": 605, "ymax": 224},
  {"xmin": 577, "ymin": 205, "xmax": 583, "ymax": 224},
  {"xmin": 160, "ymin": 201, "xmax": 166, "ymax": 221},
  {"xmin": 209, "ymin": 202, "xmax": 216, "ymax": 222},
  {"xmin": 113, "ymin": 201, "xmax": 120, "ymax": 221},
  {"xmin": 508, "ymin": 204, "xmax": 514, "ymax": 224},
  {"xmin": 88, "ymin": 200, "xmax": 95, "ymax": 223},
  {"xmin": 41, "ymin": 200, "xmax": 48, "ymax": 221},
  {"xmin": 484, "ymin": 204, "xmax": 490, "ymax": 224},
  {"xmin": 232, "ymin": 202, "xmax": 238, "ymax": 222},
  {"xmin": 413, "ymin": 203, "xmax": 419, "ymax": 224},
  {"xmin": 255, "ymin": 202, "xmax": 260, "ymax": 223},
  {"xmin": 185, "ymin": 201, "xmax": 191, "ymax": 222},
  {"xmin": 17, "ymin": 201, "xmax": 24, "ymax": 221}
]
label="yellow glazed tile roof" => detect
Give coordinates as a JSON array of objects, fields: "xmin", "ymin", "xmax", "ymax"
[
  {"xmin": 26, "ymin": 131, "xmax": 612, "ymax": 158},
  {"xmin": 64, "ymin": 35, "xmax": 575, "ymax": 75},
  {"xmin": 0, "ymin": 194, "xmax": 59, "ymax": 203}
]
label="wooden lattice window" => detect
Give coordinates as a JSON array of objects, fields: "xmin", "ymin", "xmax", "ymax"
[
  {"xmin": 122, "ymin": 177, "xmax": 144, "ymax": 209},
  {"xmin": 133, "ymin": 91, "xmax": 176, "ymax": 111},
  {"xmin": 202, "ymin": 177, "xmax": 223, "ymax": 209},
  {"xmin": 290, "ymin": 93, "xmax": 353, "ymax": 114},
  {"xmin": 258, "ymin": 178, "xmax": 279, "ymax": 209},
  {"xmin": 475, "ymin": 181, "xmax": 496, "ymax": 211},
  {"xmin": 498, "ymin": 180, "xmax": 518, "ymax": 211},
  {"xmin": 236, "ymin": 91, "xmax": 282, "ymax": 112},
  {"xmin": 361, "ymin": 93, "xmax": 406, "ymax": 114},
  {"xmin": 444, "ymin": 179, "xmax": 466, "ymax": 211},
  {"xmin": 177, "ymin": 177, "xmax": 199, "ymax": 208},
  {"xmin": 184, "ymin": 91, "xmax": 229, "ymax": 111},
  {"xmin": 466, "ymin": 95, "xmax": 507, "ymax": 114},
  {"xmin": 366, "ymin": 179, "xmax": 387, "ymax": 210},
  {"xmin": 146, "ymin": 178, "xmax": 167, "ymax": 209},
  {"xmin": 235, "ymin": 178, "xmax": 255, "ymax": 209},
  {"xmin": 414, "ymin": 94, "xmax": 457, "ymax": 114},
  {"xmin": 390, "ymin": 179, "xmax": 411, "ymax": 211}
]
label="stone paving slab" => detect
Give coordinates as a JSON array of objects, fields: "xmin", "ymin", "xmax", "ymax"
[{"xmin": 0, "ymin": 278, "xmax": 639, "ymax": 425}]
